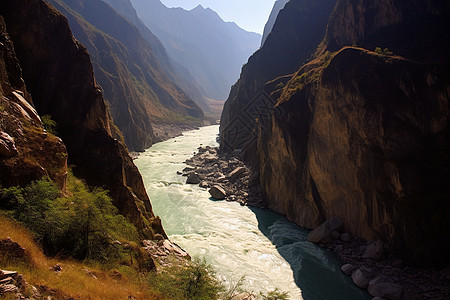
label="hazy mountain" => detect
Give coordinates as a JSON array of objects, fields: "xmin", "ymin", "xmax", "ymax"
[
  {"xmin": 130, "ymin": 0, "xmax": 261, "ymax": 101},
  {"xmin": 101, "ymin": 0, "xmax": 212, "ymax": 113},
  {"xmin": 261, "ymin": 0, "xmax": 290, "ymax": 47},
  {"xmin": 47, "ymin": 0, "xmax": 203, "ymax": 151}
]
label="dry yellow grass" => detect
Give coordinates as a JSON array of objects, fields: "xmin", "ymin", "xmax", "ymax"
[{"xmin": 0, "ymin": 215, "xmax": 160, "ymax": 299}]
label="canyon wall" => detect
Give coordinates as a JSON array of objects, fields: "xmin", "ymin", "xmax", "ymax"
[
  {"xmin": 220, "ymin": 0, "xmax": 450, "ymax": 265},
  {"xmin": 0, "ymin": 0, "xmax": 165, "ymax": 238}
]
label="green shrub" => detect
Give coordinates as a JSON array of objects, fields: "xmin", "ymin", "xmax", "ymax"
[
  {"xmin": 149, "ymin": 259, "xmax": 223, "ymax": 300},
  {"xmin": 41, "ymin": 115, "xmax": 57, "ymax": 135},
  {"xmin": 0, "ymin": 174, "xmax": 138, "ymax": 261},
  {"xmin": 260, "ymin": 288, "xmax": 290, "ymax": 300}
]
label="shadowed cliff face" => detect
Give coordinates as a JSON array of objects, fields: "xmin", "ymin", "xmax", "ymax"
[
  {"xmin": 261, "ymin": 0, "xmax": 289, "ymax": 47},
  {"xmin": 0, "ymin": 16, "xmax": 67, "ymax": 190},
  {"xmin": 0, "ymin": 0, "xmax": 165, "ymax": 238},
  {"xmin": 220, "ymin": 0, "xmax": 450, "ymax": 265},
  {"xmin": 220, "ymin": 0, "xmax": 337, "ymax": 152},
  {"xmin": 326, "ymin": 0, "xmax": 450, "ymax": 62},
  {"xmin": 47, "ymin": 0, "xmax": 204, "ymax": 152},
  {"xmin": 259, "ymin": 48, "xmax": 450, "ymax": 265}
]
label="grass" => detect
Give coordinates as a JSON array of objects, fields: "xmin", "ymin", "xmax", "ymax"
[{"xmin": 0, "ymin": 214, "xmax": 159, "ymax": 299}]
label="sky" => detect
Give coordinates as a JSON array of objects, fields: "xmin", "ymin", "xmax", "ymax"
[{"xmin": 160, "ymin": 0, "xmax": 277, "ymax": 34}]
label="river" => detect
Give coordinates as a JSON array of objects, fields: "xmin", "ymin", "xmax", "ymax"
[{"xmin": 135, "ymin": 125, "xmax": 369, "ymax": 300}]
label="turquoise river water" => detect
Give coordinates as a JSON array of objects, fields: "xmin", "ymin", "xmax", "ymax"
[{"xmin": 135, "ymin": 125, "xmax": 370, "ymax": 300}]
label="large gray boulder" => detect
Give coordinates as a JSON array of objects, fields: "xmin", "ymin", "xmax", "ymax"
[
  {"xmin": 341, "ymin": 263, "xmax": 356, "ymax": 275},
  {"xmin": 307, "ymin": 217, "xmax": 344, "ymax": 243},
  {"xmin": 351, "ymin": 268, "xmax": 370, "ymax": 289},
  {"xmin": 209, "ymin": 185, "xmax": 226, "ymax": 200},
  {"xmin": 368, "ymin": 277, "xmax": 403, "ymax": 300}
]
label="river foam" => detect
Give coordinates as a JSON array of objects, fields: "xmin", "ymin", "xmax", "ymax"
[{"xmin": 135, "ymin": 125, "xmax": 369, "ymax": 299}]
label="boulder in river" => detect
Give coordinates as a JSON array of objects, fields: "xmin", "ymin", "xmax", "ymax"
[
  {"xmin": 186, "ymin": 173, "xmax": 201, "ymax": 184},
  {"xmin": 351, "ymin": 268, "xmax": 370, "ymax": 289},
  {"xmin": 209, "ymin": 185, "xmax": 226, "ymax": 200},
  {"xmin": 307, "ymin": 217, "xmax": 343, "ymax": 243},
  {"xmin": 341, "ymin": 263, "xmax": 356, "ymax": 275}
]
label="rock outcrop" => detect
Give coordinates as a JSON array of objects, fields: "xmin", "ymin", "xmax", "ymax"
[
  {"xmin": 0, "ymin": 0, "xmax": 165, "ymax": 238},
  {"xmin": 220, "ymin": 0, "xmax": 450, "ymax": 266},
  {"xmin": 0, "ymin": 16, "xmax": 67, "ymax": 189}
]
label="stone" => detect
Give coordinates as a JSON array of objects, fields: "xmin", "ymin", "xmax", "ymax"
[
  {"xmin": 0, "ymin": 271, "xmax": 18, "ymax": 281},
  {"xmin": 234, "ymin": 292, "xmax": 256, "ymax": 300},
  {"xmin": 154, "ymin": 234, "xmax": 165, "ymax": 241},
  {"xmin": 352, "ymin": 268, "xmax": 370, "ymax": 289},
  {"xmin": 228, "ymin": 167, "xmax": 247, "ymax": 180},
  {"xmin": 51, "ymin": 264, "xmax": 62, "ymax": 272},
  {"xmin": 363, "ymin": 241, "xmax": 384, "ymax": 259},
  {"xmin": 340, "ymin": 232, "xmax": 351, "ymax": 242},
  {"xmin": 183, "ymin": 166, "xmax": 196, "ymax": 172},
  {"xmin": 368, "ymin": 277, "xmax": 403, "ymax": 300},
  {"xmin": 11, "ymin": 91, "xmax": 42, "ymax": 124},
  {"xmin": 209, "ymin": 185, "xmax": 226, "ymax": 200},
  {"xmin": 341, "ymin": 263, "xmax": 356, "ymax": 275},
  {"xmin": 0, "ymin": 238, "xmax": 27, "ymax": 261},
  {"xmin": 0, "ymin": 132, "xmax": 18, "ymax": 157},
  {"xmin": 186, "ymin": 173, "xmax": 201, "ymax": 184},
  {"xmin": 307, "ymin": 217, "xmax": 344, "ymax": 243},
  {"xmin": 331, "ymin": 231, "xmax": 340, "ymax": 240},
  {"xmin": 199, "ymin": 181, "xmax": 209, "ymax": 188}
]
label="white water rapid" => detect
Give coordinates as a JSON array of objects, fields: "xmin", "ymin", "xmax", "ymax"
[{"xmin": 135, "ymin": 125, "xmax": 369, "ymax": 300}]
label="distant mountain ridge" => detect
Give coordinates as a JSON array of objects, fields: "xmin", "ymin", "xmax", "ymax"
[
  {"xmin": 101, "ymin": 0, "xmax": 211, "ymax": 113},
  {"xmin": 131, "ymin": 0, "xmax": 261, "ymax": 101},
  {"xmin": 47, "ymin": 0, "xmax": 203, "ymax": 151}
]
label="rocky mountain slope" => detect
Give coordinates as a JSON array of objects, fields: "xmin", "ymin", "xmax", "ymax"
[
  {"xmin": 0, "ymin": 0, "xmax": 165, "ymax": 238},
  {"xmin": 220, "ymin": 0, "xmax": 450, "ymax": 266},
  {"xmin": 102, "ymin": 0, "xmax": 211, "ymax": 114},
  {"xmin": 46, "ymin": 0, "xmax": 203, "ymax": 151},
  {"xmin": 0, "ymin": 17, "xmax": 67, "ymax": 191},
  {"xmin": 131, "ymin": 0, "xmax": 261, "ymax": 101}
]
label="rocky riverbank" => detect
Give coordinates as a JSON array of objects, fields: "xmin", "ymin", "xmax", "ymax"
[
  {"xmin": 180, "ymin": 146, "xmax": 450, "ymax": 300},
  {"xmin": 181, "ymin": 146, "xmax": 264, "ymax": 207}
]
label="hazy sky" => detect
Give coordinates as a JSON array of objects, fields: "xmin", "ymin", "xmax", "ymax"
[{"xmin": 160, "ymin": 0, "xmax": 277, "ymax": 34}]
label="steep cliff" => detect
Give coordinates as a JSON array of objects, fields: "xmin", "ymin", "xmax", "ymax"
[
  {"xmin": 0, "ymin": 0, "xmax": 165, "ymax": 238},
  {"xmin": 220, "ymin": 0, "xmax": 337, "ymax": 152},
  {"xmin": 0, "ymin": 16, "xmax": 67, "ymax": 190},
  {"xmin": 47, "ymin": 0, "xmax": 203, "ymax": 151},
  {"xmin": 261, "ymin": 0, "xmax": 289, "ymax": 47},
  {"xmin": 220, "ymin": 0, "xmax": 450, "ymax": 265}
]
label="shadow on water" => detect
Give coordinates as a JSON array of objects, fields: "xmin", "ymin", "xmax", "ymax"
[{"xmin": 249, "ymin": 207, "xmax": 370, "ymax": 300}]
